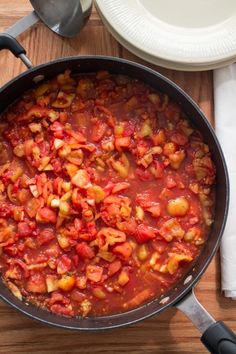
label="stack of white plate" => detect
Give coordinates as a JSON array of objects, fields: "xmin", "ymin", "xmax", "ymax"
[{"xmin": 95, "ymin": 0, "xmax": 236, "ymax": 71}]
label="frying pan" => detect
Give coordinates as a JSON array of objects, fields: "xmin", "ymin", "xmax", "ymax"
[{"xmin": 0, "ymin": 33, "xmax": 236, "ymax": 354}]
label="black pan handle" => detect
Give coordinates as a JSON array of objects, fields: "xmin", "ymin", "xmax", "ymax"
[
  {"xmin": 0, "ymin": 33, "xmax": 26, "ymax": 56},
  {"xmin": 176, "ymin": 290, "xmax": 236, "ymax": 354},
  {"xmin": 201, "ymin": 321, "xmax": 236, "ymax": 354},
  {"xmin": 0, "ymin": 33, "xmax": 33, "ymax": 68}
]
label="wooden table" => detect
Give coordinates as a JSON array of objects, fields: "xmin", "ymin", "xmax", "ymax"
[{"xmin": 0, "ymin": 1, "xmax": 235, "ymax": 353}]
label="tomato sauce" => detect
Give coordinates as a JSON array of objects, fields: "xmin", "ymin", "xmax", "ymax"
[{"xmin": 0, "ymin": 70, "xmax": 215, "ymax": 317}]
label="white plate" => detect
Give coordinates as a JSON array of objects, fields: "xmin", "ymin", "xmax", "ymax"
[
  {"xmin": 95, "ymin": 0, "xmax": 236, "ymax": 69},
  {"xmin": 96, "ymin": 6, "xmax": 236, "ymax": 71}
]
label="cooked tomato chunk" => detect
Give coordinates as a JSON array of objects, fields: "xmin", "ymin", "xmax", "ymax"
[
  {"xmin": 26, "ymin": 273, "xmax": 47, "ymax": 293},
  {"xmin": 135, "ymin": 224, "xmax": 157, "ymax": 244},
  {"xmin": 76, "ymin": 242, "xmax": 95, "ymax": 259}
]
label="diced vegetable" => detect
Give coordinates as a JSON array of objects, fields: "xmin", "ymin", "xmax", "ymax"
[
  {"xmin": 37, "ymin": 228, "xmax": 54, "ymax": 246},
  {"xmin": 86, "ymin": 265, "xmax": 103, "ymax": 282},
  {"xmin": 7, "ymin": 281, "xmax": 23, "ymax": 300},
  {"xmin": 135, "ymin": 206, "xmax": 144, "ymax": 221},
  {"xmin": 59, "ymin": 201, "xmax": 70, "ymax": 217},
  {"xmin": 113, "ymin": 242, "xmax": 132, "ymax": 261},
  {"xmin": 146, "ymin": 203, "xmax": 161, "ymax": 218},
  {"xmin": 118, "ymin": 270, "xmax": 129, "ymax": 286},
  {"xmin": 167, "ymin": 254, "xmax": 193, "ymax": 275},
  {"xmin": 29, "ymin": 122, "xmax": 42, "ymax": 133},
  {"xmin": 57, "ymin": 233, "xmax": 70, "ymax": 249},
  {"xmin": 135, "ymin": 224, "xmax": 157, "ymax": 244},
  {"xmin": 163, "ymin": 142, "xmax": 176, "ymax": 156},
  {"xmin": 57, "ymin": 255, "xmax": 72, "ymax": 274},
  {"xmin": 26, "ymin": 273, "xmax": 47, "ymax": 293},
  {"xmin": 137, "ymin": 244, "xmax": 148, "ymax": 261},
  {"xmin": 159, "ymin": 218, "xmax": 185, "ymax": 242},
  {"xmin": 76, "ymin": 276, "xmax": 87, "ymax": 289},
  {"xmin": 112, "ymin": 182, "xmax": 130, "ymax": 194},
  {"xmin": 71, "ymin": 169, "xmax": 91, "ymax": 188},
  {"xmin": 97, "ymin": 250, "xmax": 115, "ymax": 262},
  {"xmin": 54, "ymin": 138, "xmax": 65, "ymax": 150},
  {"xmin": 184, "ymin": 226, "xmax": 202, "ymax": 243},
  {"xmin": 110, "ymin": 153, "xmax": 130, "ymax": 178},
  {"xmin": 169, "ymin": 150, "xmax": 186, "ymax": 169},
  {"xmin": 58, "ymin": 274, "xmax": 76, "ymax": 291},
  {"xmin": 52, "ymin": 92, "xmax": 75, "ymax": 108},
  {"xmin": 91, "ymin": 121, "xmax": 107, "ymax": 142},
  {"xmin": 124, "ymin": 289, "xmax": 153, "ymax": 308},
  {"xmin": 93, "ymin": 287, "xmax": 106, "ymax": 299},
  {"xmin": 46, "ymin": 275, "xmax": 59, "ymax": 292},
  {"xmin": 36, "ymin": 207, "xmax": 57, "ymax": 223},
  {"xmin": 152, "ymin": 129, "xmax": 166, "ymax": 145},
  {"xmin": 13, "ymin": 144, "xmax": 25, "ymax": 157},
  {"xmin": 108, "ymin": 260, "xmax": 122, "ymax": 276},
  {"xmin": 167, "ymin": 197, "xmax": 189, "ymax": 217},
  {"xmin": 115, "ymin": 136, "xmax": 131, "ymax": 151},
  {"xmin": 87, "ymin": 185, "xmax": 105, "ymax": 203},
  {"xmin": 97, "ymin": 228, "xmax": 126, "ymax": 251},
  {"xmin": 80, "ymin": 299, "xmax": 92, "ymax": 317},
  {"xmin": 76, "ymin": 242, "xmax": 95, "ymax": 259},
  {"xmin": 139, "ymin": 121, "xmax": 152, "ymax": 137}
]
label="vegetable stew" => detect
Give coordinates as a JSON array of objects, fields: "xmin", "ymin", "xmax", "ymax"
[{"xmin": 0, "ymin": 70, "xmax": 215, "ymax": 317}]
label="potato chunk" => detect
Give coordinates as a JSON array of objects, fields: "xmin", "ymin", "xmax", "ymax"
[{"xmin": 167, "ymin": 197, "xmax": 189, "ymax": 217}]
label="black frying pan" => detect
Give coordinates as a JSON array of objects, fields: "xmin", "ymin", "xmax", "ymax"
[{"xmin": 0, "ymin": 34, "xmax": 235, "ymax": 354}]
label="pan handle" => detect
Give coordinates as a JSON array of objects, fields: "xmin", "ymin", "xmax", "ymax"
[
  {"xmin": 176, "ymin": 290, "xmax": 236, "ymax": 354},
  {"xmin": 0, "ymin": 33, "xmax": 33, "ymax": 69}
]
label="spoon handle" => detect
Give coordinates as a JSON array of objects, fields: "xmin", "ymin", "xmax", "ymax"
[{"xmin": 6, "ymin": 11, "xmax": 39, "ymax": 38}]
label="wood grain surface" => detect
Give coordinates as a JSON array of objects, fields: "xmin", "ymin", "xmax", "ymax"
[{"xmin": 0, "ymin": 2, "xmax": 235, "ymax": 354}]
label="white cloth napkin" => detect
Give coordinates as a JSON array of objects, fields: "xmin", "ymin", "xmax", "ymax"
[{"xmin": 214, "ymin": 64, "xmax": 236, "ymax": 299}]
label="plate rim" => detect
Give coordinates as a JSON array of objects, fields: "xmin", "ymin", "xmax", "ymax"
[
  {"xmin": 95, "ymin": 0, "xmax": 236, "ymax": 66},
  {"xmin": 96, "ymin": 2, "xmax": 236, "ymax": 72}
]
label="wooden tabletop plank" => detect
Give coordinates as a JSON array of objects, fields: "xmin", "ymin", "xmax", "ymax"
[{"xmin": 0, "ymin": 2, "xmax": 235, "ymax": 354}]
